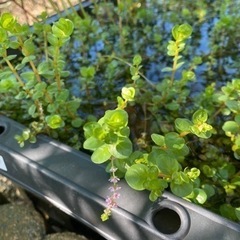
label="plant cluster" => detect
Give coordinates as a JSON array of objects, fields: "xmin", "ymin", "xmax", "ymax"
[
  {"xmin": 0, "ymin": 0, "xmax": 240, "ymax": 222},
  {"xmin": 0, "ymin": 12, "xmax": 84, "ymax": 147}
]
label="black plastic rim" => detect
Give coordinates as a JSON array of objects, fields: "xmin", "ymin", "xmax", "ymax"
[{"xmin": 150, "ymin": 199, "xmax": 191, "ymax": 239}]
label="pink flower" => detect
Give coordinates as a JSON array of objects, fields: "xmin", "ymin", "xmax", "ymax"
[
  {"xmin": 109, "ymin": 176, "xmax": 120, "ymax": 183},
  {"xmin": 102, "ymin": 167, "xmax": 121, "ymax": 221}
]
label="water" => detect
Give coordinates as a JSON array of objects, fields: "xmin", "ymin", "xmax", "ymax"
[{"xmin": 61, "ymin": 0, "xmax": 240, "ymax": 117}]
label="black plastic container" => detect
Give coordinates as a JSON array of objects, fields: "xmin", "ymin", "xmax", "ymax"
[{"xmin": 0, "ymin": 115, "xmax": 239, "ymax": 240}]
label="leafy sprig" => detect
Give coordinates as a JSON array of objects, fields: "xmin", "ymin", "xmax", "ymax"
[{"xmin": 0, "ymin": 13, "xmax": 83, "ymax": 147}]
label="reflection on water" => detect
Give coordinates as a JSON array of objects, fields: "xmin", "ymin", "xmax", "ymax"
[{"xmin": 62, "ymin": 0, "xmax": 240, "ymax": 115}]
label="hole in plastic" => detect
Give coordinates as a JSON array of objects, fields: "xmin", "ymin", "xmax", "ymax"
[
  {"xmin": 152, "ymin": 207, "xmax": 181, "ymax": 234},
  {"xmin": 0, "ymin": 125, "xmax": 5, "ymax": 135}
]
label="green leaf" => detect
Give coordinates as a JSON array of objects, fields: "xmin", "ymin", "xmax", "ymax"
[
  {"xmin": 0, "ymin": 27, "xmax": 7, "ymax": 42},
  {"xmin": 22, "ymin": 55, "xmax": 36, "ymax": 64},
  {"xmin": 202, "ymin": 165, "xmax": 216, "ymax": 177},
  {"xmin": 186, "ymin": 168, "xmax": 200, "ymax": 180},
  {"xmin": 165, "ymin": 132, "xmax": 184, "ymax": 149},
  {"xmin": 166, "ymin": 102, "xmax": 179, "ymax": 111},
  {"xmin": 167, "ymin": 40, "xmax": 178, "ymax": 56},
  {"xmin": 171, "ymin": 181, "xmax": 193, "ymax": 197},
  {"xmin": 235, "ymin": 114, "xmax": 240, "ymax": 125},
  {"xmin": 61, "ymin": 71, "xmax": 70, "ymax": 78},
  {"xmin": 71, "ymin": 118, "xmax": 83, "ymax": 128},
  {"xmin": 4, "ymin": 55, "xmax": 17, "ymax": 61},
  {"xmin": 220, "ymin": 204, "xmax": 238, "ymax": 221},
  {"xmin": 125, "ymin": 164, "xmax": 149, "ymax": 190},
  {"xmin": 231, "ymin": 176, "xmax": 240, "ymax": 186},
  {"xmin": 182, "ymin": 70, "xmax": 195, "ymax": 81},
  {"xmin": 32, "ymin": 83, "xmax": 46, "ymax": 99},
  {"xmin": 56, "ymin": 89, "xmax": 69, "ymax": 103},
  {"xmin": 158, "ymin": 155, "xmax": 180, "ymax": 175},
  {"xmin": 175, "ymin": 61, "xmax": 185, "ymax": 70},
  {"xmin": 28, "ymin": 104, "xmax": 37, "ymax": 117},
  {"xmin": 161, "ymin": 67, "xmax": 173, "ymax": 72},
  {"xmin": 47, "ymin": 103, "xmax": 58, "ymax": 113},
  {"xmin": 172, "ymin": 23, "xmax": 193, "ymax": 42},
  {"xmin": 80, "ymin": 66, "xmax": 96, "ymax": 78},
  {"xmin": 149, "ymin": 149, "xmax": 179, "ymax": 175},
  {"xmin": 175, "ymin": 118, "xmax": 192, "ymax": 133},
  {"xmin": 91, "ymin": 144, "xmax": 111, "ymax": 164},
  {"xmin": 192, "ymin": 188, "xmax": 207, "ymax": 204},
  {"xmin": 133, "ymin": 54, "xmax": 142, "ymax": 66},
  {"xmin": 15, "ymin": 63, "xmax": 26, "ymax": 70},
  {"xmin": 222, "ymin": 121, "xmax": 239, "ymax": 134},
  {"xmin": 144, "ymin": 178, "xmax": 167, "ymax": 191},
  {"xmin": 47, "ymin": 82, "xmax": 58, "ymax": 94},
  {"xmin": 46, "ymin": 114, "xmax": 65, "ymax": 129},
  {"xmin": 104, "ymin": 109, "xmax": 128, "ymax": 130},
  {"xmin": 218, "ymin": 163, "xmax": 236, "ymax": 180},
  {"xmin": 0, "ymin": 70, "xmax": 12, "ymax": 79},
  {"xmin": 111, "ymin": 138, "xmax": 132, "ymax": 159},
  {"xmin": 190, "ymin": 124, "xmax": 213, "ymax": 139},
  {"xmin": 15, "ymin": 91, "xmax": 28, "ymax": 100},
  {"xmin": 22, "ymin": 39, "xmax": 35, "ymax": 56},
  {"xmin": 52, "ymin": 18, "xmax": 74, "ymax": 38},
  {"xmin": 149, "ymin": 190, "xmax": 161, "ymax": 201},
  {"xmin": 65, "ymin": 100, "xmax": 80, "ymax": 113},
  {"xmin": 165, "ymin": 101, "xmax": 179, "ymax": 111},
  {"xmin": 119, "ymin": 126, "xmax": 130, "ymax": 137},
  {"xmin": 0, "ymin": 77, "xmax": 18, "ymax": 92},
  {"xmin": 151, "ymin": 134, "xmax": 165, "ymax": 147},
  {"xmin": 0, "ymin": 13, "xmax": 16, "ymax": 30},
  {"xmin": 235, "ymin": 207, "xmax": 240, "ymax": 221},
  {"xmin": 83, "ymin": 136, "xmax": 104, "ymax": 151},
  {"xmin": 47, "ymin": 33, "xmax": 59, "ymax": 46},
  {"xmin": 192, "ymin": 109, "xmax": 208, "ymax": 124},
  {"xmin": 83, "ymin": 122, "xmax": 102, "ymax": 139},
  {"xmin": 225, "ymin": 100, "xmax": 239, "ymax": 113},
  {"xmin": 20, "ymin": 71, "xmax": 35, "ymax": 82},
  {"xmin": 37, "ymin": 62, "xmax": 49, "ymax": 74},
  {"xmin": 202, "ymin": 184, "xmax": 215, "ymax": 198},
  {"xmin": 117, "ymin": 96, "xmax": 126, "ymax": 109},
  {"xmin": 121, "ymin": 87, "xmax": 135, "ymax": 102}
]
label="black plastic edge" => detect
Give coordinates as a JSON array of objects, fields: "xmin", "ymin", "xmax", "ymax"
[{"xmin": 148, "ymin": 199, "xmax": 191, "ymax": 239}]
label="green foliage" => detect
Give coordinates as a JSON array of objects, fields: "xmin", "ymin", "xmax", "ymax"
[
  {"xmin": 46, "ymin": 115, "xmax": 65, "ymax": 129},
  {"xmin": 175, "ymin": 109, "xmax": 213, "ymax": 138},
  {"xmin": 121, "ymin": 87, "xmax": 135, "ymax": 102},
  {"xmin": 1, "ymin": 0, "xmax": 240, "ymax": 223},
  {"xmin": 0, "ymin": 13, "xmax": 83, "ymax": 147},
  {"xmin": 83, "ymin": 97, "xmax": 133, "ymax": 164},
  {"xmin": 172, "ymin": 23, "xmax": 193, "ymax": 42},
  {"xmin": 0, "ymin": 12, "xmax": 16, "ymax": 31},
  {"xmin": 220, "ymin": 79, "xmax": 240, "ymax": 159}
]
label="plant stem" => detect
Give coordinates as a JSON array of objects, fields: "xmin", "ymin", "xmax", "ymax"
[
  {"xmin": 48, "ymin": 0, "xmax": 61, "ymax": 16},
  {"xmin": 158, "ymin": 172, "xmax": 170, "ymax": 178},
  {"xmin": 5, "ymin": 54, "xmax": 46, "ymax": 125},
  {"xmin": 78, "ymin": 0, "xmax": 87, "ymax": 18},
  {"xmin": 35, "ymin": 100, "xmax": 45, "ymax": 122},
  {"xmin": 43, "ymin": 29, "xmax": 49, "ymax": 62},
  {"xmin": 4, "ymin": 57, "xmax": 25, "ymax": 87},
  {"xmin": 29, "ymin": 61, "xmax": 42, "ymax": 83},
  {"xmin": 107, "ymin": 55, "xmax": 155, "ymax": 88},
  {"xmin": 142, "ymin": 103, "xmax": 148, "ymax": 134},
  {"xmin": 170, "ymin": 41, "xmax": 180, "ymax": 86},
  {"xmin": 53, "ymin": 46, "xmax": 62, "ymax": 91}
]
